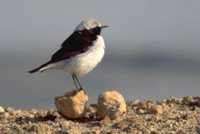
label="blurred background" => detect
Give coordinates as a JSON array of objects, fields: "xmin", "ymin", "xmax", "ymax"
[{"xmin": 0, "ymin": 0, "xmax": 200, "ymax": 108}]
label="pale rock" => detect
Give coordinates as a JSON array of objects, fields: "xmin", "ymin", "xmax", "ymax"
[
  {"xmin": 94, "ymin": 129, "xmax": 101, "ymax": 134},
  {"xmin": 28, "ymin": 114, "xmax": 34, "ymax": 119},
  {"xmin": 137, "ymin": 108, "xmax": 145, "ymax": 114},
  {"xmin": 13, "ymin": 110, "xmax": 22, "ymax": 116},
  {"xmin": 55, "ymin": 89, "xmax": 88, "ymax": 119},
  {"xmin": 131, "ymin": 99, "xmax": 141, "ymax": 107},
  {"xmin": 6, "ymin": 107, "xmax": 14, "ymax": 114},
  {"xmin": 37, "ymin": 109, "xmax": 48, "ymax": 116},
  {"xmin": 97, "ymin": 90, "xmax": 126, "ymax": 119},
  {"xmin": 29, "ymin": 123, "xmax": 52, "ymax": 134},
  {"xmin": 2, "ymin": 112, "xmax": 10, "ymax": 119},
  {"xmin": 85, "ymin": 104, "xmax": 98, "ymax": 118},
  {"xmin": 146, "ymin": 101, "xmax": 154, "ymax": 109},
  {"xmin": 61, "ymin": 120, "xmax": 70, "ymax": 130},
  {"xmin": 30, "ymin": 108, "xmax": 38, "ymax": 115},
  {"xmin": 22, "ymin": 110, "xmax": 30, "ymax": 116},
  {"xmin": 0, "ymin": 106, "xmax": 5, "ymax": 113},
  {"xmin": 99, "ymin": 116, "xmax": 111, "ymax": 126},
  {"xmin": 149, "ymin": 104, "xmax": 164, "ymax": 114}
]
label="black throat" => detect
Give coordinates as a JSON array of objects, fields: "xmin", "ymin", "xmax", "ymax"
[
  {"xmin": 89, "ymin": 27, "xmax": 101, "ymax": 36},
  {"xmin": 80, "ymin": 27, "xmax": 101, "ymax": 41}
]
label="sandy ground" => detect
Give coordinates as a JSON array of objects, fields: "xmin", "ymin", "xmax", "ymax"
[{"xmin": 0, "ymin": 96, "xmax": 200, "ymax": 134}]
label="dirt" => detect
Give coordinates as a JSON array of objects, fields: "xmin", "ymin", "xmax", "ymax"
[{"xmin": 1, "ymin": 96, "xmax": 200, "ymax": 134}]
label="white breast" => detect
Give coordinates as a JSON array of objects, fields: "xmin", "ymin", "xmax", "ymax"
[{"xmin": 62, "ymin": 35, "xmax": 105, "ymax": 76}]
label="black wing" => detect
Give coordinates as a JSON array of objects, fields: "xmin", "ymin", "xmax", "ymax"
[
  {"xmin": 28, "ymin": 28, "xmax": 101, "ymax": 73},
  {"xmin": 49, "ymin": 29, "xmax": 97, "ymax": 63}
]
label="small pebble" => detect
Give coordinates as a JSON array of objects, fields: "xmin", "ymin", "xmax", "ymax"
[
  {"xmin": 3, "ymin": 112, "xmax": 10, "ymax": 119},
  {"xmin": 149, "ymin": 105, "xmax": 164, "ymax": 114},
  {"xmin": 131, "ymin": 99, "xmax": 141, "ymax": 107},
  {"xmin": 6, "ymin": 107, "xmax": 14, "ymax": 114},
  {"xmin": 0, "ymin": 106, "xmax": 5, "ymax": 113},
  {"xmin": 99, "ymin": 116, "xmax": 111, "ymax": 126},
  {"xmin": 61, "ymin": 120, "xmax": 70, "ymax": 130},
  {"xmin": 137, "ymin": 108, "xmax": 145, "ymax": 114}
]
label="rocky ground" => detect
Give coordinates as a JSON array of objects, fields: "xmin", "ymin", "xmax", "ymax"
[{"xmin": 1, "ymin": 96, "xmax": 200, "ymax": 134}]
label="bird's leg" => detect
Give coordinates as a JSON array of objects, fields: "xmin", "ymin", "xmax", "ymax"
[
  {"xmin": 71, "ymin": 74, "xmax": 80, "ymax": 95},
  {"xmin": 74, "ymin": 74, "xmax": 83, "ymax": 90},
  {"xmin": 72, "ymin": 74, "xmax": 87, "ymax": 95},
  {"xmin": 72, "ymin": 74, "xmax": 78, "ymax": 90}
]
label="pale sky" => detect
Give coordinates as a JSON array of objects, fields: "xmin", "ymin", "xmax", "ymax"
[
  {"xmin": 0, "ymin": 0, "xmax": 200, "ymax": 55},
  {"xmin": 0, "ymin": 1, "xmax": 200, "ymax": 108}
]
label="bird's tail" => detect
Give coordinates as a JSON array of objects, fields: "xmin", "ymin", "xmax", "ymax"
[{"xmin": 28, "ymin": 62, "xmax": 50, "ymax": 73}]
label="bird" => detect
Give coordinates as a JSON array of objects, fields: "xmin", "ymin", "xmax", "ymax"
[{"xmin": 28, "ymin": 18, "xmax": 108, "ymax": 92}]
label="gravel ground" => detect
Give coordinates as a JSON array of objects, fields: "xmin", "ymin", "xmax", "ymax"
[{"xmin": 1, "ymin": 96, "xmax": 200, "ymax": 134}]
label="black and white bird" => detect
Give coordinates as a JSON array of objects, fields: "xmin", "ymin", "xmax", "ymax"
[{"xmin": 29, "ymin": 19, "xmax": 108, "ymax": 91}]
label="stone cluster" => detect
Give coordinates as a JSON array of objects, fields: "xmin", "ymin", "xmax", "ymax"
[{"xmin": 1, "ymin": 92, "xmax": 200, "ymax": 133}]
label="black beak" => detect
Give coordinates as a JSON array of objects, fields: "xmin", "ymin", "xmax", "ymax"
[{"xmin": 101, "ymin": 25, "xmax": 109, "ymax": 29}]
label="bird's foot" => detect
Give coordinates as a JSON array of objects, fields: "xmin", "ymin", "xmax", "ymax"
[
  {"xmin": 71, "ymin": 88, "xmax": 87, "ymax": 96},
  {"xmin": 71, "ymin": 89, "xmax": 78, "ymax": 96},
  {"xmin": 78, "ymin": 88, "xmax": 87, "ymax": 95}
]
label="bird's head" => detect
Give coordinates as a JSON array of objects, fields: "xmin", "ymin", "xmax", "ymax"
[{"xmin": 74, "ymin": 19, "xmax": 108, "ymax": 32}]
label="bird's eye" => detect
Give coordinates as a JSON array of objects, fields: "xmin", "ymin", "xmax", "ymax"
[{"xmin": 78, "ymin": 31, "xmax": 82, "ymax": 34}]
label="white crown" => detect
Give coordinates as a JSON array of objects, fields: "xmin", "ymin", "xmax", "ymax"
[{"xmin": 74, "ymin": 19, "xmax": 102, "ymax": 31}]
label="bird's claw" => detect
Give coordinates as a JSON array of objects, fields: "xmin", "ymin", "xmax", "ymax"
[
  {"xmin": 71, "ymin": 88, "xmax": 87, "ymax": 96},
  {"xmin": 78, "ymin": 88, "xmax": 87, "ymax": 95}
]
